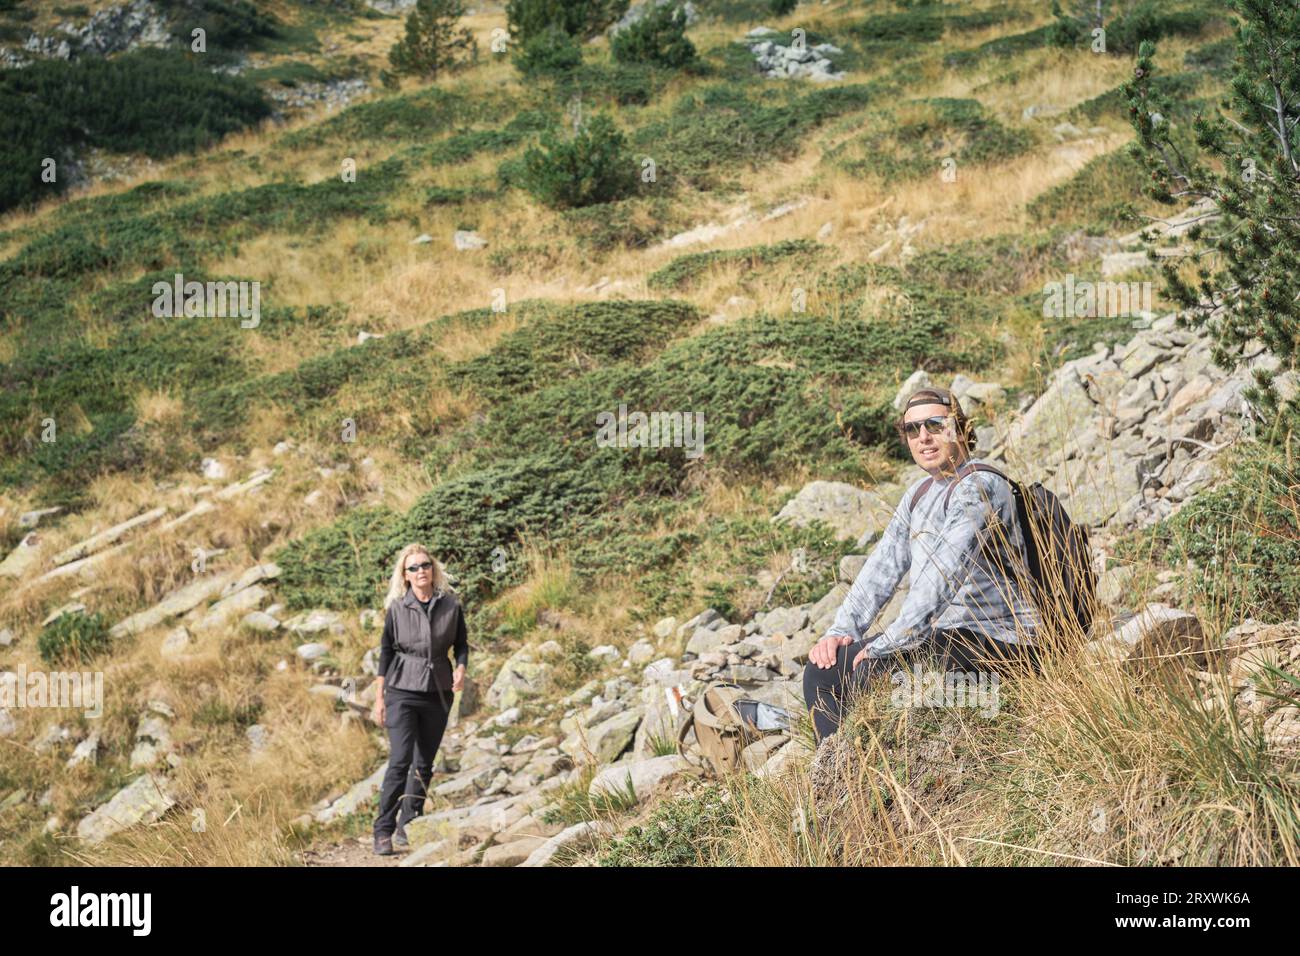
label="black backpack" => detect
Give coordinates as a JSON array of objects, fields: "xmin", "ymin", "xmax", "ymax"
[{"xmin": 909, "ymin": 461, "xmax": 1098, "ymax": 641}]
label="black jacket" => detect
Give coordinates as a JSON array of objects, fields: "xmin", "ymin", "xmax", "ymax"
[{"xmin": 378, "ymin": 588, "xmax": 468, "ymax": 693}]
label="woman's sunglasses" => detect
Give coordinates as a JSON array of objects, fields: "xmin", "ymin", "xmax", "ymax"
[
  {"xmin": 901, "ymin": 415, "xmax": 952, "ymax": 439},
  {"xmin": 406, "ymin": 560, "xmax": 433, "ymax": 574}
]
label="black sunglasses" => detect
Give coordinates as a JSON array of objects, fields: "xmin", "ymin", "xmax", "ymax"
[
  {"xmin": 406, "ymin": 560, "xmax": 433, "ymax": 574},
  {"xmin": 901, "ymin": 415, "xmax": 952, "ymax": 439}
]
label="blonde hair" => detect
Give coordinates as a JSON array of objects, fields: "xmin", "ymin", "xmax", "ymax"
[{"xmin": 383, "ymin": 543, "xmax": 449, "ymax": 610}]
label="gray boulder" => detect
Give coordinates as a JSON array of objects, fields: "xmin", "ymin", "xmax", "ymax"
[
  {"xmin": 76, "ymin": 773, "xmax": 179, "ymax": 845},
  {"xmin": 773, "ymin": 481, "xmax": 894, "ymax": 542}
]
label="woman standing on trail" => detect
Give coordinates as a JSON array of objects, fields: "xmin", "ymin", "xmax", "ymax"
[{"xmin": 371, "ymin": 543, "xmax": 468, "ymax": 856}]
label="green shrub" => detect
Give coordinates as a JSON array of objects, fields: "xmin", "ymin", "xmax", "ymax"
[
  {"xmin": 396, "ymin": 450, "xmax": 614, "ymax": 600},
  {"xmin": 1183, "ymin": 36, "xmax": 1234, "ymax": 74},
  {"xmin": 1049, "ymin": 1, "xmax": 1215, "ymax": 55},
  {"xmin": 424, "ymin": 185, "xmax": 493, "ymax": 205},
  {"xmin": 647, "ymin": 239, "xmax": 822, "ymax": 290},
  {"xmin": 548, "ymin": 62, "xmax": 667, "ymax": 107},
  {"xmin": 156, "ymin": 0, "xmax": 281, "ymax": 50},
  {"xmin": 506, "ymin": 0, "xmax": 628, "ymax": 41},
  {"xmin": 280, "ymin": 85, "xmax": 497, "ymax": 149},
  {"xmin": 610, "ymin": 2, "xmax": 697, "ymax": 68},
  {"xmin": 37, "ymin": 612, "xmax": 112, "ymax": 666},
  {"xmin": 275, "ymin": 507, "xmax": 405, "ymax": 610},
  {"xmin": 599, "ymin": 784, "xmax": 737, "ymax": 865},
  {"xmin": 562, "ymin": 195, "xmax": 676, "ymax": 250},
  {"xmin": 825, "ymin": 97, "xmax": 1031, "ymax": 182},
  {"xmin": 769, "ymin": 0, "xmax": 796, "ymax": 15},
  {"xmin": 1027, "ymin": 148, "xmax": 1146, "ymax": 232},
  {"xmin": 943, "ymin": 24, "xmax": 1052, "ymax": 67},
  {"xmin": 0, "ymin": 49, "xmax": 270, "ymax": 212},
  {"xmin": 1123, "ymin": 444, "xmax": 1300, "ymax": 624},
  {"xmin": 632, "ymin": 82, "xmax": 880, "ymax": 190},
  {"xmin": 513, "ymin": 23, "xmax": 583, "ymax": 75},
  {"xmin": 853, "ymin": 9, "xmax": 944, "ymax": 43},
  {"xmin": 449, "ymin": 299, "xmax": 702, "ymax": 402},
  {"xmin": 520, "ymin": 113, "xmax": 636, "ymax": 209}
]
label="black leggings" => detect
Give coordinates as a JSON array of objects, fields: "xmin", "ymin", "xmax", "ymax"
[
  {"xmin": 802, "ymin": 628, "xmax": 1040, "ymax": 743},
  {"xmin": 373, "ymin": 685, "xmax": 453, "ymax": 837}
]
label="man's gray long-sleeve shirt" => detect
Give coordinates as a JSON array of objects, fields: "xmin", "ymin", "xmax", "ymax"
[{"xmin": 826, "ymin": 459, "xmax": 1040, "ymax": 658}]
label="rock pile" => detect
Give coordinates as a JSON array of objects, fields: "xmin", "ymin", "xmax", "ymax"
[
  {"xmin": 265, "ymin": 79, "xmax": 371, "ymax": 117},
  {"xmin": 745, "ymin": 27, "xmax": 845, "ymax": 81},
  {"xmin": 608, "ymin": 1, "xmax": 700, "ymax": 37},
  {"xmin": 0, "ymin": 0, "xmax": 170, "ymax": 68}
]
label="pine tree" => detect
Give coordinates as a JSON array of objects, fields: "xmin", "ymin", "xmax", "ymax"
[
  {"xmin": 1124, "ymin": 0, "xmax": 1300, "ymax": 448},
  {"xmin": 387, "ymin": 0, "xmax": 478, "ymax": 80}
]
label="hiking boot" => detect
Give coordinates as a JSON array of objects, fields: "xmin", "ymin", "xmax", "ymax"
[
  {"xmin": 373, "ymin": 834, "xmax": 394, "ymax": 856},
  {"xmin": 392, "ymin": 825, "xmax": 409, "ymax": 850}
]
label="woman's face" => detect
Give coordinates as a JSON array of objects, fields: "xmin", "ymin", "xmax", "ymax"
[{"xmin": 404, "ymin": 551, "xmax": 434, "ymax": 589}]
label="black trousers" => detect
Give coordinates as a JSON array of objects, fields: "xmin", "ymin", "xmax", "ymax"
[
  {"xmin": 802, "ymin": 627, "xmax": 1040, "ymax": 743},
  {"xmin": 373, "ymin": 685, "xmax": 453, "ymax": 837}
]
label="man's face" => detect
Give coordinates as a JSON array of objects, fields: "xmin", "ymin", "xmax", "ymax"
[{"xmin": 902, "ymin": 402, "xmax": 966, "ymax": 473}]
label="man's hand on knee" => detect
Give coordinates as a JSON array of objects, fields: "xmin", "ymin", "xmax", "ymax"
[{"xmin": 810, "ymin": 634, "xmax": 853, "ymax": 668}]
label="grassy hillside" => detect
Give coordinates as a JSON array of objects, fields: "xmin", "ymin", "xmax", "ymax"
[{"xmin": 5, "ymin": 0, "xmax": 1293, "ymax": 867}]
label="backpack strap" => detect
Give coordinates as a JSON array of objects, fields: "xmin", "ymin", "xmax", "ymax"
[
  {"xmin": 940, "ymin": 462, "xmax": 1013, "ymax": 512},
  {"xmin": 677, "ymin": 709, "xmax": 702, "ymax": 767},
  {"xmin": 909, "ymin": 477, "xmax": 935, "ymax": 512}
]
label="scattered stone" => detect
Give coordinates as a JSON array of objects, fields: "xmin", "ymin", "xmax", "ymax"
[
  {"xmin": 893, "ymin": 369, "xmax": 933, "ymax": 409},
  {"xmin": 627, "ymin": 640, "xmax": 657, "ymax": 666},
  {"xmin": 487, "ymin": 647, "xmax": 551, "ymax": 710},
  {"xmin": 610, "ymin": 0, "xmax": 699, "ymax": 37},
  {"xmin": 519, "ymin": 820, "xmax": 615, "ymax": 867},
  {"xmin": 246, "ymin": 724, "xmax": 270, "ymax": 755},
  {"xmin": 66, "ymin": 733, "xmax": 100, "ymax": 768},
  {"xmin": 76, "ymin": 773, "xmax": 179, "ymax": 845},
  {"xmin": 0, "ymin": 533, "xmax": 43, "ymax": 579},
  {"xmin": 195, "ymin": 584, "xmax": 269, "ymax": 630},
  {"xmin": 481, "ymin": 836, "xmax": 547, "ymax": 867},
  {"xmin": 241, "ymin": 611, "xmax": 281, "ymax": 633},
  {"xmin": 51, "ymin": 507, "xmax": 165, "ymax": 566},
  {"xmin": 1101, "ymin": 251, "xmax": 1152, "ymax": 277},
  {"xmin": 453, "ymin": 230, "xmax": 487, "ymax": 251},
  {"xmin": 159, "ymin": 626, "xmax": 191, "ymax": 660},
  {"xmin": 774, "ymin": 481, "xmax": 893, "ymax": 542},
  {"xmin": 1089, "ymin": 604, "xmax": 1204, "ymax": 668},
  {"xmin": 589, "ymin": 754, "xmax": 692, "ymax": 802},
  {"xmin": 296, "ymin": 642, "xmax": 331, "ymax": 662},
  {"xmin": 41, "ymin": 602, "xmax": 86, "ymax": 626},
  {"xmin": 284, "ymin": 610, "xmax": 344, "ymax": 636},
  {"xmin": 839, "ymin": 554, "xmax": 868, "ymax": 584},
  {"xmin": 19, "ymin": 507, "xmax": 62, "ymax": 528},
  {"xmin": 110, "ymin": 569, "xmax": 240, "ymax": 637},
  {"xmin": 314, "ymin": 765, "xmax": 386, "ymax": 825}
]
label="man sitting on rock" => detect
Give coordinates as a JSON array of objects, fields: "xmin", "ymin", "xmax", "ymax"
[{"xmin": 803, "ymin": 386, "xmax": 1041, "ymax": 742}]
